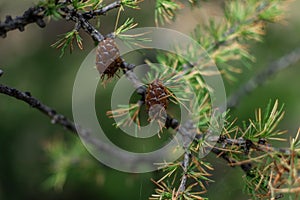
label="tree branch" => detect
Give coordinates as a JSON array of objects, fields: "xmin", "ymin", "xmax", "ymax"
[
  {"xmin": 0, "ymin": 1, "xmax": 122, "ymax": 39},
  {"xmin": 0, "ymin": 82, "xmax": 77, "ymax": 134},
  {"xmin": 178, "ymin": 151, "xmax": 190, "ymax": 193},
  {"xmin": 83, "ymin": 1, "xmax": 122, "ymax": 19},
  {"xmin": 0, "ymin": 74, "xmax": 171, "ymax": 167},
  {"xmin": 0, "ymin": 1, "xmax": 189, "ymax": 168},
  {"xmin": 0, "ymin": 6, "xmax": 45, "ymax": 38},
  {"xmin": 227, "ymin": 47, "xmax": 300, "ymax": 109},
  {"xmin": 60, "ymin": 6, "xmax": 105, "ymax": 42},
  {"xmin": 177, "ymin": 120, "xmax": 196, "ymax": 193}
]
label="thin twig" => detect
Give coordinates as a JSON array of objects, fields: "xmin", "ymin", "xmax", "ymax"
[
  {"xmin": 210, "ymin": 147, "xmax": 254, "ymax": 175},
  {"xmin": 0, "ymin": 6, "xmax": 45, "ymax": 38},
  {"xmin": 227, "ymin": 47, "xmax": 300, "ymax": 109},
  {"xmin": 177, "ymin": 120, "xmax": 196, "ymax": 193},
  {"xmin": 0, "ymin": 1, "xmax": 122, "ymax": 39},
  {"xmin": 178, "ymin": 152, "xmax": 190, "ymax": 193},
  {"xmin": 207, "ymin": 135, "xmax": 300, "ymax": 158},
  {"xmin": 60, "ymin": 6, "xmax": 104, "ymax": 42},
  {"xmin": 0, "ymin": 83, "xmax": 77, "ymax": 133},
  {"xmin": 0, "ymin": 79, "xmax": 170, "ymax": 167},
  {"xmin": 83, "ymin": 1, "xmax": 122, "ymax": 19}
]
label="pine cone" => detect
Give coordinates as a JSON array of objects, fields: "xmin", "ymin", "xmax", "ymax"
[
  {"xmin": 96, "ymin": 38, "xmax": 123, "ymax": 80},
  {"xmin": 145, "ymin": 79, "xmax": 169, "ymax": 113}
]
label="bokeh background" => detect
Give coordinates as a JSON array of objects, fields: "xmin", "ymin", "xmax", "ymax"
[{"xmin": 0, "ymin": 0, "xmax": 300, "ymax": 199}]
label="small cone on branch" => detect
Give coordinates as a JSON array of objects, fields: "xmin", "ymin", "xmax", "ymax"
[
  {"xmin": 145, "ymin": 79, "xmax": 169, "ymax": 112},
  {"xmin": 145, "ymin": 79, "xmax": 170, "ymax": 133},
  {"xmin": 96, "ymin": 38, "xmax": 123, "ymax": 81}
]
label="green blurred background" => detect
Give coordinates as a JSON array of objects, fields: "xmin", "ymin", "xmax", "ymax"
[{"xmin": 0, "ymin": 0, "xmax": 300, "ymax": 200}]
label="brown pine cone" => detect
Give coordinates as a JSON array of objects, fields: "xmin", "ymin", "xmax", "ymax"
[
  {"xmin": 145, "ymin": 79, "xmax": 169, "ymax": 113},
  {"xmin": 96, "ymin": 38, "xmax": 123, "ymax": 80}
]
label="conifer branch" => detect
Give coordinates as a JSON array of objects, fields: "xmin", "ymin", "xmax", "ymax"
[
  {"xmin": 60, "ymin": 6, "xmax": 104, "ymax": 42},
  {"xmin": 208, "ymin": 135, "xmax": 299, "ymax": 158},
  {"xmin": 0, "ymin": 6, "xmax": 45, "ymax": 38},
  {"xmin": 0, "ymin": 81, "xmax": 78, "ymax": 134},
  {"xmin": 0, "ymin": 1, "xmax": 123, "ymax": 39},
  {"xmin": 0, "ymin": 1, "xmax": 298, "ymax": 199},
  {"xmin": 83, "ymin": 1, "xmax": 122, "ymax": 19},
  {"xmin": 0, "ymin": 71, "xmax": 170, "ymax": 166}
]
